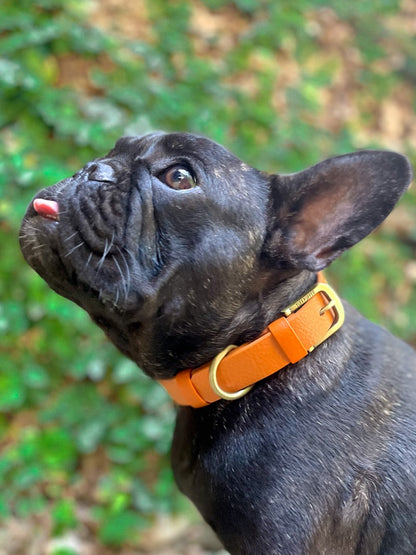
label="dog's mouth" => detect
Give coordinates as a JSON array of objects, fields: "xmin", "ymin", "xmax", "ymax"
[
  {"xmin": 20, "ymin": 183, "xmax": 161, "ymax": 321},
  {"xmin": 20, "ymin": 193, "xmax": 87, "ymax": 299}
]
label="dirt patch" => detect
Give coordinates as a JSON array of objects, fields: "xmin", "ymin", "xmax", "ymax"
[{"xmin": 88, "ymin": 0, "xmax": 152, "ymax": 41}]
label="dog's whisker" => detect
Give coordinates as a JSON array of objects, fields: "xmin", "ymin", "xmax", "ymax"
[
  {"xmin": 19, "ymin": 232, "xmax": 33, "ymax": 240},
  {"xmin": 63, "ymin": 231, "xmax": 80, "ymax": 243},
  {"xmin": 96, "ymin": 239, "xmax": 108, "ymax": 272},
  {"xmin": 84, "ymin": 251, "xmax": 93, "ymax": 271},
  {"xmin": 64, "ymin": 241, "xmax": 84, "ymax": 257},
  {"xmin": 116, "ymin": 246, "xmax": 131, "ymax": 301},
  {"xmin": 112, "ymin": 255, "xmax": 129, "ymax": 303},
  {"xmin": 96, "ymin": 233, "xmax": 115, "ymax": 273},
  {"xmin": 30, "ymin": 243, "xmax": 47, "ymax": 252}
]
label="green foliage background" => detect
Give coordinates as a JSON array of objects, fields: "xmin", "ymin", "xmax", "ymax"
[{"xmin": 1, "ymin": 0, "xmax": 416, "ymax": 549}]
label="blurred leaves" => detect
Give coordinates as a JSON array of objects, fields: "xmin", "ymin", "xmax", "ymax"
[{"xmin": 1, "ymin": 0, "xmax": 416, "ymax": 548}]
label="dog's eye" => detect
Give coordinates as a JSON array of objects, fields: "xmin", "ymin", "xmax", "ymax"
[{"xmin": 159, "ymin": 165, "xmax": 197, "ymax": 190}]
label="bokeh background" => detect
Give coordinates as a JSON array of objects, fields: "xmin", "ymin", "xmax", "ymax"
[{"xmin": 1, "ymin": 0, "xmax": 416, "ymax": 553}]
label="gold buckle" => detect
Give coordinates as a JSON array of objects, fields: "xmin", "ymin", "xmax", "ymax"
[
  {"xmin": 209, "ymin": 345, "xmax": 253, "ymax": 401},
  {"xmin": 282, "ymin": 281, "xmax": 345, "ymax": 351}
]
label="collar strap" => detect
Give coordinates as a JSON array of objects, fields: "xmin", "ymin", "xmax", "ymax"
[{"xmin": 158, "ymin": 273, "xmax": 344, "ymax": 408}]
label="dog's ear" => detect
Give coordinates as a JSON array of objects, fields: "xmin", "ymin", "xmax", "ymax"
[{"xmin": 264, "ymin": 151, "xmax": 412, "ymax": 271}]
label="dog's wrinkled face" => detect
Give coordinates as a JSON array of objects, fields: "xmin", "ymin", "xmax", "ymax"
[
  {"xmin": 20, "ymin": 133, "xmax": 272, "ymax": 377},
  {"xmin": 20, "ymin": 132, "xmax": 412, "ymax": 378}
]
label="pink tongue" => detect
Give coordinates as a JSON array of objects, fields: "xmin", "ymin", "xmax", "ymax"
[{"xmin": 33, "ymin": 199, "xmax": 59, "ymax": 221}]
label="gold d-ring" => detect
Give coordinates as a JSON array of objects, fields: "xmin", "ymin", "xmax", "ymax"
[{"xmin": 208, "ymin": 345, "xmax": 253, "ymax": 401}]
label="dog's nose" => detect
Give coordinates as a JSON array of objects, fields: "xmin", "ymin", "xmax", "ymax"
[{"xmin": 87, "ymin": 161, "xmax": 117, "ymax": 183}]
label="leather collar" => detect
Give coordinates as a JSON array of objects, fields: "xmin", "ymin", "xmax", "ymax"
[{"xmin": 159, "ymin": 273, "xmax": 344, "ymax": 408}]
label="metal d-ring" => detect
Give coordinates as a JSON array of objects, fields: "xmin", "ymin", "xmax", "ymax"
[{"xmin": 208, "ymin": 345, "xmax": 253, "ymax": 401}]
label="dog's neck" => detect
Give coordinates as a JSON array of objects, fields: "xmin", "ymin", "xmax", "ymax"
[
  {"xmin": 159, "ymin": 272, "xmax": 344, "ymax": 408},
  {"xmin": 253, "ymin": 270, "xmax": 317, "ymax": 330}
]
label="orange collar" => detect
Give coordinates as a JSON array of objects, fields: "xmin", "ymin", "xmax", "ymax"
[{"xmin": 158, "ymin": 273, "xmax": 344, "ymax": 408}]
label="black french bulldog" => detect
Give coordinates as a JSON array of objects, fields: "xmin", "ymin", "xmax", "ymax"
[{"xmin": 20, "ymin": 133, "xmax": 416, "ymax": 554}]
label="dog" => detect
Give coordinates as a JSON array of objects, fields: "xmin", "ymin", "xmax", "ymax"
[{"xmin": 20, "ymin": 132, "xmax": 416, "ymax": 554}]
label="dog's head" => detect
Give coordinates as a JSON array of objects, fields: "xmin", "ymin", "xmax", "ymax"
[{"xmin": 20, "ymin": 132, "xmax": 412, "ymax": 378}]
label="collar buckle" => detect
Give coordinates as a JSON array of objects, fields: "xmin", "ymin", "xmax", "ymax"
[{"xmin": 283, "ymin": 281, "xmax": 345, "ymax": 352}]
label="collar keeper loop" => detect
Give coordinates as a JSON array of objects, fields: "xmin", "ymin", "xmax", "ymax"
[{"xmin": 268, "ymin": 318, "xmax": 308, "ymax": 363}]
